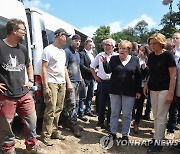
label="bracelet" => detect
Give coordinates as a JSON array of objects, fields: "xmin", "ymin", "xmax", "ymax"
[{"xmin": 29, "ymin": 79, "xmax": 34, "ymax": 83}]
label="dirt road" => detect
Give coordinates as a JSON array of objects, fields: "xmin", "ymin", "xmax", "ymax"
[{"xmin": 8, "ymin": 104, "xmax": 180, "ymax": 154}]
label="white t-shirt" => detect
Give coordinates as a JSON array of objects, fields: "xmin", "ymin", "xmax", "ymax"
[
  {"xmin": 90, "ymin": 51, "xmax": 118, "ymax": 80},
  {"xmin": 42, "ymin": 44, "xmax": 66, "ymax": 84}
]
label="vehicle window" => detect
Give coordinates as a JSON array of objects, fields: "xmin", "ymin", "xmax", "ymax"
[
  {"xmin": 0, "ymin": 16, "xmax": 28, "ymax": 48},
  {"xmin": 0, "ymin": 16, "xmax": 8, "ymax": 39}
]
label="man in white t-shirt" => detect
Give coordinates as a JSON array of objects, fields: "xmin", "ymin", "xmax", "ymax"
[{"xmin": 41, "ymin": 28, "xmax": 71, "ymax": 146}]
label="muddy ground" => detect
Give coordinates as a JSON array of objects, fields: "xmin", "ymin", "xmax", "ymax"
[{"xmin": 3, "ymin": 101, "xmax": 180, "ymax": 154}]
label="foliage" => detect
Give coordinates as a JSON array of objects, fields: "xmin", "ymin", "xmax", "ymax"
[
  {"xmin": 92, "ymin": 26, "xmax": 111, "ymax": 53},
  {"xmin": 93, "ymin": 10, "xmax": 180, "ymax": 52},
  {"xmin": 159, "ymin": 11, "xmax": 180, "ymax": 38}
]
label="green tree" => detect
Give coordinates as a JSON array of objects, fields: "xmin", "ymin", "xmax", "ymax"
[
  {"xmin": 92, "ymin": 26, "xmax": 111, "ymax": 53},
  {"xmin": 111, "ymin": 27, "xmax": 138, "ymax": 43},
  {"xmin": 134, "ymin": 20, "xmax": 149, "ymax": 43},
  {"xmin": 160, "ymin": 11, "xmax": 180, "ymax": 38}
]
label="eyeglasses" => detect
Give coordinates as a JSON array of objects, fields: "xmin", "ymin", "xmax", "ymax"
[
  {"xmin": 17, "ymin": 28, "xmax": 27, "ymax": 33},
  {"xmin": 104, "ymin": 44, "xmax": 113, "ymax": 47}
]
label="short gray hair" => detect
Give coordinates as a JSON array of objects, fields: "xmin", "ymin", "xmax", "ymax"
[{"xmin": 104, "ymin": 38, "xmax": 116, "ymax": 47}]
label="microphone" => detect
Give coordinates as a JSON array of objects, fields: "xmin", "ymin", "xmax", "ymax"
[{"xmin": 162, "ymin": 0, "xmax": 173, "ymax": 5}]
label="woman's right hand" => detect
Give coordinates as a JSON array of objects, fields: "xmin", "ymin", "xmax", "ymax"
[
  {"xmin": 100, "ymin": 55, "xmax": 107, "ymax": 62},
  {"xmin": 0, "ymin": 83, "xmax": 7, "ymax": 93}
]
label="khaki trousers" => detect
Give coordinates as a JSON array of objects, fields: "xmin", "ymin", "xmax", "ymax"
[
  {"xmin": 42, "ymin": 83, "xmax": 66, "ymax": 138},
  {"xmin": 150, "ymin": 90, "xmax": 170, "ymax": 140}
]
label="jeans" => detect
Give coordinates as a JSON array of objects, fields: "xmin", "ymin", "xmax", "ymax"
[
  {"xmin": 78, "ymin": 79, "xmax": 94, "ymax": 116},
  {"xmin": 97, "ymin": 81, "xmax": 111, "ymax": 126},
  {"xmin": 62, "ymin": 82, "xmax": 80, "ymax": 125},
  {"xmin": 0, "ymin": 92, "xmax": 37, "ymax": 152},
  {"xmin": 167, "ymin": 96, "xmax": 180, "ymax": 133},
  {"xmin": 110, "ymin": 94, "xmax": 135, "ymax": 136}
]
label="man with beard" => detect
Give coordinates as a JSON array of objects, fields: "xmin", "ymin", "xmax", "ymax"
[
  {"xmin": 60, "ymin": 34, "xmax": 84, "ymax": 137},
  {"xmin": 0, "ymin": 18, "xmax": 43, "ymax": 154}
]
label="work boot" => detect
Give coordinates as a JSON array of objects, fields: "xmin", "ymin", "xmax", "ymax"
[
  {"xmin": 51, "ymin": 131, "xmax": 65, "ymax": 140},
  {"xmin": 25, "ymin": 145, "xmax": 45, "ymax": 154},
  {"xmin": 40, "ymin": 136, "xmax": 53, "ymax": 146},
  {"xmin": 78, "ymin": 115, "xmax": 88, "ymax": 122}
]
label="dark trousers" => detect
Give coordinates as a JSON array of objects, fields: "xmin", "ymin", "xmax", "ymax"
[
  {"xmin": 144, "ymin": 92, "xmax": 151, "ymax": 117},
  {"xmin": 133, "ymin": 87, "xmax": 145, "ymax": 123},
  {"xmin": 167, "ymin": 96, "xmax": 180, "ymax": 133},
  {"xmin": 97, "ymin": 81, "xmax": 111, "ymax": 126},
  {"xmin": 78, "ymin": 79, "xmax": 94, "ymax": 115}
]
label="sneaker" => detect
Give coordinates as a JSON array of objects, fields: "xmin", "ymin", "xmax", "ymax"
[
  {"xmin": 147, "ymin": 144, "xmax": 163, "ymax": 153},
  {"xmin": 165, "ymin": 132, "xmax": 174, "ymax": 140},
  {"xmin": 2, "ymin": 148, "xmax": 16, "ymax": 154},
  {"xmin": 78, "ymin": 115, "xmax": 88, "ymax": 122},
  {"xmin": 25, "ymin": 145, "xmax": 45, "ymax": 154},
  {"xmin": 40, "ymin": 136, "xmax": 53, "ymax": 146},
  {"xmin": 109, "ymin": 133, "xmax": 117, "ymax": 140},
  {"xmin": 121, "ymin": 136, "xmax": 129, "ymax": 142},
  {"xmin": 120, "ymin": 136, "xmax": 129, "ymax": 145},
  {"xmin": 51, "ymin": 131, "xmax": 65, "ymax": 140}
]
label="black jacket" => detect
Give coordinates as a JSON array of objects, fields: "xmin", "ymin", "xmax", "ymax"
[
  {"xmin": 79, "ymin": 49, "xmax": 94, "ymax": 84},
  {"xmin": 103, "ymin": 55, "xmax": 141, "ymax": 97}
]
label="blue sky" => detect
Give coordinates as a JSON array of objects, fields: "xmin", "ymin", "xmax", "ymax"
[{"xmin": 24, "ymin": 0, "xmax": 179, "ymax": 37}]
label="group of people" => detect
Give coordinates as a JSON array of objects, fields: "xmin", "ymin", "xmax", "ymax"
[{"xmin": 0, "ymin": 18, "xmax": 180, "ymax": 154}]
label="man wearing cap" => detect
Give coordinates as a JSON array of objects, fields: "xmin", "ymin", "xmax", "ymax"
[
  {"xmin": 41, "ymin": 28, "xmax": 71, "ymax": 146},
  {"xmin": 61, "ymin": 34, "xmax": 83, "ymax": 137}
]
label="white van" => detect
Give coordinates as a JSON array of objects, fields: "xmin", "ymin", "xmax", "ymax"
[
  {"xmin": 25, "ymin": 7, "xmax": 89, "ymax": 118},
  {"xmin": 0, "ymin": 0, "xmax": 32, "ymax": 60},
  {"xmin": 0, "ymin": 0, "xmax": 89, "ymax": 118}
]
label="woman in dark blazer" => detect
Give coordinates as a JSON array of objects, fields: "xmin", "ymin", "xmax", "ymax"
[{"xmin": 101, "ymin": 40, "xmax": 141, "ymax": 141}]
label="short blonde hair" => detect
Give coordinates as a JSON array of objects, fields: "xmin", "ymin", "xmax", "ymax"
[
  {"xmin": 147, "ymin": 33, "xmax": 167, "ymax": 48},
  {"xmin": 118, "ymin": 40, "xmax": 132, "ymax": 52}
]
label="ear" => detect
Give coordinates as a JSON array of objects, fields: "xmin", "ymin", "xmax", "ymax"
[{"xmin": 13, "ymin": 28, "xmax": 18, "ymax": 35}]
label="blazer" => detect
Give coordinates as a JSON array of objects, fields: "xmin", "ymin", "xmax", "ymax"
[{"xmin": 79, "ymin": 49, "xmax": 94, "ymax": 84}]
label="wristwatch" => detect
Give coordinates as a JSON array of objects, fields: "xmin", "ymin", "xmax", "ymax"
[{"xmin": 29, "ymin": 79, "xmax": 34, "ymax": 83}]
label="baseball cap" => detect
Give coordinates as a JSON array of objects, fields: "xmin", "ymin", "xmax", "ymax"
[
  {"xmin": 54, "ymin": 28, "xmax": 71, "ymax": 37},
  {"xmin": 71, "ymin": 34, "xmax": 81, "ymax": 40}
]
